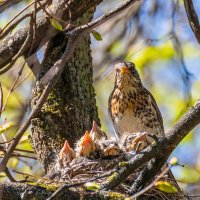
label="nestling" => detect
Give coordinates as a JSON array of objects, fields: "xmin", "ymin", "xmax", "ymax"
[
  {"xmin": 99, "ymin": 139, "xmax": 121, "ymax": 158},
  {"xmin": 57, "ymin": 140, "xmax": 75, "ymax": 169},
  {"xmin": 123, "ymin": 132, "xmax": 148, "ymax": 153},
  {"xmin": 90, "ymin": 120, "xmax": 108, "ymax": 142},
  {"xmin": 75, "ymin": 131, "xmax": 98, "ymax": 158}
]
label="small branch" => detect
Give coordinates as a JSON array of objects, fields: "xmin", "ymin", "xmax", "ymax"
[
  {"xmin": 101, "ymin": 99, "xmax": 200, "ymax": 190},
  {"xmin": 0, "ymin": 138, "xmax": 13, "ymax": 145},
  {"xmin": 0, "ymin": 17, "xmax": 33, "ymax": 75},
  {"xmin": 12, "ymin": 170, "xmax": 55, "ymax": 182},
  {"xmin": 130, "ymin": 165, "xmax": 170, "ymax": 199},
  {"xmin": 5, "ymin": 167, "xmax": 16, "ymax": 182},
  {"xmin": 47, "ymin": 169, "xmax": 117, "ymax": 200},
  {"xmin": 13, "ymin": 71, "xmax": 32, "ymax": 90},
  {"xmin": 1, "ymin": 62, "xmax": 26, "ymax": 113},
  {"xmin": 0, "ymin": 83, "xmax": 3, "ymax": 117},
  {"xmin": 0, "ymin": 1, "xmax": 36, "ymax": 36},
  {"xmin": 183, "ymin": 0, "xmax": 200, "ymax": 44},
  {"xmin": 14, "ymin": 148, "xmax": 34, "ymax": 154}
]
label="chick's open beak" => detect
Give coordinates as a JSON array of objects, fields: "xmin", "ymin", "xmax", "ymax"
[
  {"xmin": 81, "ymin": 131, "xmax": 91, "ymax": 145},
  {"xmin": 63, "ymin": 140, "xmax": 70, "ymax": 152}
]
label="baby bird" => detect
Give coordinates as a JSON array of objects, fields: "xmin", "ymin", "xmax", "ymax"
[
  {"xmin": 123, "ymin": 132, "xmax": 149, "ymax": 153},
  {"xmin": 99, "ymin": 139, "xmax": 121, "ymax": 158},
  {"xmin": 57, "ymin": 140, "xmax": 75, "ymax": 169},
  {"xmin": 76, "ymin": 131, "xmax": 98, "ymax": 158},
  {"xmin": 90, "ymin": 121, "xmax": 108, "ymax": 142}
]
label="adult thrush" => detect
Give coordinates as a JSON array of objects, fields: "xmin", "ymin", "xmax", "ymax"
[{"xmin": 108, "ymin": 61, "xmax": 164, "ymax": 149}]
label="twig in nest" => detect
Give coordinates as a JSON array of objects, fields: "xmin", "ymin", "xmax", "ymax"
[{"xmin": 47, "ymin": 168, "xmax": 117, "ymax": 200}]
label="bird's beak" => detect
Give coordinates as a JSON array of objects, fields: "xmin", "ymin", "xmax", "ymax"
[
  {"xmin": 81, "ymin": 131, "xmax": 91, "ymax": 145},
  {"xmin": 62, "ymin": 140, "xmax": 70, "ymax": 152},
  {"xmin": 120, "ymin": 65, "xmax": 128, "ymax": 74},
  {"xmin": 91, "ymin": 121, "xmax": 97, "ymax": 132},
  {"xmin": 115, "ymin": 63, "xmax": 128, "ymax": 74}
]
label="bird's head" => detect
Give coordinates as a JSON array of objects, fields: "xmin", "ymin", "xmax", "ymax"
[
  {"xmin": 114, "ymin": 61, "xmax": 141, "ymax": 87},
  {"xmin": 80, "ymin": 131, "xmax": 92, "ymax": 146},
  {"xmin": 59, "ymin": 140, "xmax": 70, "ymax": 158}
]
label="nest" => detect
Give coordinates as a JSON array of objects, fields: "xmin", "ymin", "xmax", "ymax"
[
  {"xmin": 45, "ymin": 153, "xmax": 185, "ymax": 200},
  {"xmin": 47, "ymin": 154, "xmax": 128, "ymax": 183}
]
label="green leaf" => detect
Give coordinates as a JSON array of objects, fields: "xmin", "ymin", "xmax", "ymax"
[
  {"xmin": 9, "ymin": 158, "xmax": 19, "ymax": 168},
  {"xmin": 84, "ymin": 182, "xmax": 101, "ymax": 191},
  {"xmin": 178, "ymin": 166, "xmax": 200, "ymax": 184},
  {"xmin": 50, "ymin": 18, "xmax": 63, "ymax": 31},
  {"xmin": 0, "ymin": 173, "xmax": 6, "ymax": 178},
  {"xmin": 154, "ymin": 181, "xmax": 178, "ymax": 193},
  {"xmin": 170, "ymin": 157, "xmax": 178, "ymax": 166},
  {"xmin": 0, "ymin": 122, "xmax": 15, "ymax": 134},
  {"xmin": 91, "ymin": 31, "xmax": 102, "ymax": 41}
]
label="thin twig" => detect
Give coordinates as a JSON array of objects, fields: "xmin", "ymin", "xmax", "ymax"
[
  {"xmin": 0, "ymin": 138, "xmax": 13, "ymax": 145},
  {"xmin": 13, "ymin": 169, "xmax": 59, "ymax": 183},
  {"xmin": 47, "ymin": 169, "xmax": 117, "ymax": 200},
  {"xmin": 129, "ymin": 166, "xmax": 170, "ymax": 199},
  {"xmin": 0, "ymin": 0, "xmax": 50, "ymax": 40},
  {"xmin": 37, "ymin": 1, "xmax": 69, "ymax": 26},
  {"xmin": 1, "ymin": 62, "xmax": 26, "ymax": 113},
  {"xmin": 0, "ymin": 1, "xmax": 36, "ymax": 35},
  {"xmin": 14, "ymin": 148, "xmax": 34, "ymax": 154},
  {"xmin": 183, "ymin": 0, "xmax": 200, "ymax": 44},
  {"xmin": 13, "ymin": 71, "xmax": 32, "ymax": 90},
  {"xmin": 0, "ymin": 83, "xmax": 3, "ymax": 117},
  {"xmin": 5, "ymin": 167, "xmax": 16, "ymax": 182},
  {"xmin": 0, "ymin": 17, "xmax": 33, "ymax": 75}
]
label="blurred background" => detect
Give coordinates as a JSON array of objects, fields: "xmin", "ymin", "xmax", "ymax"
[{"xmin": 0, "ymin": 0, "xmax": 200, "ymax": 195}]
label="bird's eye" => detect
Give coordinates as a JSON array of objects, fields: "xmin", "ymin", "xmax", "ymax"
[{"xmin": 124, "ymin": 61, "xmax": 134, "ymax": 70}]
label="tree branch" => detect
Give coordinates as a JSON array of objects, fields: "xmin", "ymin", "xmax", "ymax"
[
  {"xmin": 183, "ymin": 0, "xmax": 200, "ymax": 44},
  {"xmin": 101, "ymin": 99, "xmax": 200, "ymax": 190},
  {"xmin": 0, "ymin": 182, "xmax": 125, "ymax": 200},
  {"xmin": 0, "ymin": 0, "xmax": 21, "ymax": 13}
]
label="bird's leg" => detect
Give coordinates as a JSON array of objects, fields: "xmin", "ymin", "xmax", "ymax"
[
  {"xmin": 131, "ymin": 132, "xmax": 148, "ymax": 152},
  {"xmin": 134, "ymin": 141, "xmax": 143, "ymax": 153}
]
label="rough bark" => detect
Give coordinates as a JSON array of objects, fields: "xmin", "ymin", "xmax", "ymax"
[
  {"xmin": 30, "ymin": 0, "xmax": 101, "ymax": 174},
  {"xmin": 0, "ymin": 182, "xmax": 125, "ymax": 200}
]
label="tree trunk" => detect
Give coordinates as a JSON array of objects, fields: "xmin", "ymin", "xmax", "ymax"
[{"xmin": 30, "ymin": 0, "xmax": 101, "ymax": 174}]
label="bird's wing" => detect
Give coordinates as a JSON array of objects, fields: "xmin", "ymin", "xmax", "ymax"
[
  {"xmin": 108, "ymin": 92, "xmax": 120, "ymax": 140},
  {"xmin": 145, "ymin": 88, "xmax": 165, "ymax": 132}
]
